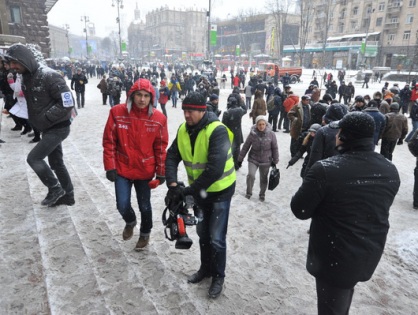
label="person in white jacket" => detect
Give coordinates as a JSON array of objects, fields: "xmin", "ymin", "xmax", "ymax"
[{"xmin": 7, "ymin": 72, "xmax": 31, "ymax": 135}]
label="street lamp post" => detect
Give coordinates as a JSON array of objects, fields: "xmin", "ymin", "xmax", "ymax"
[
  {"xmin": 207, "ymin": 0, "xmax": 211, "ymax": 60},
  {"xmin": 64, "ymin": 24, "xmax": 71, "ymax": 57},
  {"xmin": 112, "ymin": 0, "xmax": 124, "ymax": 57},
  {"xmin": 81, "ymin": 15, "xmax": 89, "ymax": 58}
]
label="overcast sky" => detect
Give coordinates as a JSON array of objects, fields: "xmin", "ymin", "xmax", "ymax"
[{"xmin": 47, "ymin": 0, "xmax": 267, "ymax": 38}]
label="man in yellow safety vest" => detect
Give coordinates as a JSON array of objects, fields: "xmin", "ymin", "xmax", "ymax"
[{"xmin": 165, "ymin": 91, "xmax": 236, "ymax": 299}]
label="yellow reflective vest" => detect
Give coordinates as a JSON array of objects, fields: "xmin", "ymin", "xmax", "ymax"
[{"xmin": 177, "ymin": 121, "xmax": 236, "ymax": 192}]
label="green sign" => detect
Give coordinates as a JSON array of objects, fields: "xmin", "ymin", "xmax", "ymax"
[
  {"xmin": 121, "ymin": 41, "xmax": 127, "ymax": 52},
  {"xmin": 235, "ymin": 45, "xmax": 240, "ymax": 56},
  {"xmin": 210, "ymin": 24, "xmax": 217, "ymax": 46}
]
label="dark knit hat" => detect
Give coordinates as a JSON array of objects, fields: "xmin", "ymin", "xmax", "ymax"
[
  {"xmin": 182, "ymin": 91, "xmax": 207, "ymax": 111},
  {"xmin": 330, "ymin": 112, "xmax": 375, "ymax": 140},
  {"xmin": 209, "ymin": 94, "xmax": 219, "ymax": 101},
  {"xmin": 323, "ymin": 103, "xmax": 347, "ymax": 123}
]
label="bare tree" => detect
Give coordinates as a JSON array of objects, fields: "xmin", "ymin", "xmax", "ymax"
[
  {"xmin": 266, "ymin": 0, "xmax": 295, "ymax": 61},
  {"xmin": 295, "ymin": 0, "xmax": 315, "ymax": 67}
]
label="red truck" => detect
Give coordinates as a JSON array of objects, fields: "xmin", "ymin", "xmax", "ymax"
[{"xmin": 257, "ymin": 62, "xmax": 302, "ymax": 83}]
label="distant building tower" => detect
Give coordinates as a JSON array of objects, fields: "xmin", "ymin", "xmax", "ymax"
[{"xmin": 134, "ymin": 2, "xmax": 140, "ymax": 20}]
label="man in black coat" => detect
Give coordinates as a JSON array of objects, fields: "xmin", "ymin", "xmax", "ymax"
[
  {"xmin": 222, "ymin": 96, "xmax": 246, "ymax": 169},
  {"xmin": 71, "ymin": 68, "xmax": 88, "ymax": 108},
  {"xmin": 291, "ymin": 112, "xmax": 400, "ymax": 314}
]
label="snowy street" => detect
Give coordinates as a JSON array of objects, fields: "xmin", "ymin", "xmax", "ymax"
[{"xmin": 0, "ymin": 69, "xmax": 417, "ymax": 314}]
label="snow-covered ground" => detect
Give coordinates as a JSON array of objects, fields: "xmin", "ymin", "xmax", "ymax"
[{"xmin": 0, "ymin": 69, "xmax": 417, "ymax": 314}]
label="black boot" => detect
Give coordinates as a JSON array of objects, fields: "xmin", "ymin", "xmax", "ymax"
[
  {"xmin": 41, "ymin": 184, "xmax": 66, "ymax": 206},
  {"xmin": 208, "ymin": 278, "xmax": 224, "ymax": 298},
  {"xmin": 187, "ymin": 269, "xmax": 210, "ymax": 283},
  {"xmin": 51, "ymin": 193, "xmax": 75, "ymax": 206}
]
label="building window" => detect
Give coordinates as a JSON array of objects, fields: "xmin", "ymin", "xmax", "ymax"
[
  {"xmin": 378, "ymin": 2, "xmax": 385, "ymax": 11},
  {"xmin": 392, "ymin": 0, "xmax": 401, "ymax": 7},
  {"xmin": 388, "ymin": 33, "xmax": 395, "ymax": 41},
  {"xmin": 351, "ymin": 21, "xmax": 357, "ymax": 30},
  {"xmin": 409, "ymin": 0, "xmax": 417, "ymax": 7},
  {"xmin": 406, "ymin": 14, "xmax": 414, "ymax": 24},
  {"xmin": 353, "ymin": 7, "xmax": 358, "ymax": 15},
  {"xmin": 338, "ymin": 22, "xmax": 344, "ymax": 33},
  {"xmin": 376, "ymin": 17, "xmax": 383, "ymax": 26},
  {"xmin": 390, "ymin": 17, "xmax": 399, "ymax": 23},
  {"xmin": 340, "ymin": 9, "xmax": 346, "ymax": 19},
  {"xmin": 10, "ymin": 5, "xmax": 22, "ymax": 24},
  {"xmin": 403, "ymin": 30, "xmax": 411, "ymax": 40}
]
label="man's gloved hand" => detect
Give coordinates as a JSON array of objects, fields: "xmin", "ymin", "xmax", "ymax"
[
  {"xmin": 106, "ymin": 169, "xmax": 117, "ymax": 182},
  {"xmin": 71, "ymin": 87, "xmax": 74, "ymax": 90},
  {"xmin": 165, "ymin": 185, "xmax": 184, "ymax": 209},
  {"xmin": 397, "ymin": 139, "xmax": 404, "ymax": 145},
  {"xmin": 236, "ymin": 161, "xmax": 242, "ymax": 170}
]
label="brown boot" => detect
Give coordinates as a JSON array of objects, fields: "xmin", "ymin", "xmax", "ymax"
[
  {"xmin": 122, "ymin": 224, "xmax": 136, "ymax": 240},
  {"xmin": 134, "ymin": 235, "xmax": 150, "ymax": 251}
]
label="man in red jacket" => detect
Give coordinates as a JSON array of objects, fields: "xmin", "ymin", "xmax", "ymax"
[{"xmin": 103, "ymin": 78, "xmax": 168, "ymax": 251}]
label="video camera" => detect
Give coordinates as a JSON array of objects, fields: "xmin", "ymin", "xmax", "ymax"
[{"xmin": 162, "ymin": 195, "xmax": 203, "ymax": 249}]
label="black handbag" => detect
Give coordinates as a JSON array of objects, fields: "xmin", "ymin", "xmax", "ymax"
[{"xmin": 268, "ymin": 165, "xmax": 280, "ymax": 191}]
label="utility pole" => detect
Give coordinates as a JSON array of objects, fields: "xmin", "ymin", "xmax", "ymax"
[
  {"xmin": 64, "ymin": 24, "xmax": 71, "ymax": 57},
  {"xmin": 207, "ymin": 0, "xmax": 211, "ymax": 60},
  {"xmin": 81, "ymin": 15, "xmax": 89, "ymax": 58},
  {"xmin": 112, "ymin": 0, "xmax": 124, "ymax": 58}
]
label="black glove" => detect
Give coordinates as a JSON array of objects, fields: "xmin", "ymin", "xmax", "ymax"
[
  {"xmin": 236, "ymin": 161, "xmax": 242, "ymax": 170},
  {"xmin": 156, "ymin": 175, "xmax": 165, "ymax": 185},
  {"xmin": 397, "ymin": 139, "xmax": 403, "ymax": 145},
  {"xmin": 165, "ymin": 185, "xmax": 184, "ymax": 209},
  {"xmin": 106, "ymin": 169, "xmax": 117, "ymax": 182},
  {"xmin": 271, "ymin": 162, "xmax": 276, "ymax": 167}
]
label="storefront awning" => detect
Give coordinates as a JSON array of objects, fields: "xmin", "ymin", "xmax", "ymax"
[{"xmin": 328, "ymin": 31, "xmax": 380, "ymax": 42}]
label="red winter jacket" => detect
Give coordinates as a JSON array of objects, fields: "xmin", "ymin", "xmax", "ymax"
[{"xmin": 103, "ymin": 100, "xmax": 168, "ymax": 180}]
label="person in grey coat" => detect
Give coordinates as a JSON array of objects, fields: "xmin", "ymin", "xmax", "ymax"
[{"xmin": 237, "ymin": 115, "xmax": 279, "ymax": 201}]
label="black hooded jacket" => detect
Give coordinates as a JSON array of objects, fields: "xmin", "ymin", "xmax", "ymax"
[
  {"xmin": 4, "ymin": 44, "xmax": 74, "ymax": 132},
  {"xmin": 291, "ymin": 138, "xmax": 400, "ymax": 288}
]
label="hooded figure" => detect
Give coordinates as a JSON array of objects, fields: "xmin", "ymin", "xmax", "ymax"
[
  {"xmin": 4, "ymin": 43, "xmax": 74, "ymax": 132},
  {"xmin": 5, "ymin": 43, "xmax": 75, "ymax": 207},
  {"xmin": 103, "ymin": 78, "xmax": 168, "ymax": 251}
]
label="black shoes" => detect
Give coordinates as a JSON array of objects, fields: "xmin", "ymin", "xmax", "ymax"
[
  {"xmin": 51, "ymin": 194, "xmax": 75, "ymax": 207},
  {"xmin": 41, "ymin": 185, "xmax": 66, "ymax": 206},
  {"xmin": 208, "ymin": 278, "xmax": 224, "ymax": 299},
  {"xmin": 29, "ymin": 138, "xmax": 41, "ymax": 143},
  {"xmin": 21, "ymin": 126, "xmax": 32, "ymax": 135},
  {"xmin": 187, "ymin": 270, "xmax": 211, "ymax": 284},
  {"xmin": 11, "ymin": 125, "xmax": 22, "ymax": 131}
]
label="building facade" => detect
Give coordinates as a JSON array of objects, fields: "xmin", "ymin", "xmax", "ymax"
[
  {"xmin": 286, "ymin": 0, "xmax": 418, "ymax": 70},
  {"xmin": 0, "ymin": 0, "xmax": 57, "ymax": 56}
]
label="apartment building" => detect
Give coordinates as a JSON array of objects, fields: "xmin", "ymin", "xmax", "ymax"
[
  {"xmin": 0, "ymin": 0, "xmax": 57, "ymax": 56},
  {"xmin": 285, "ymin": 0, "xmax": 418, "ymax": 70}
]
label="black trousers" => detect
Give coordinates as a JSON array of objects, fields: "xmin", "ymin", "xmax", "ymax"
[
  {"xmin": 380, "ymin": 139, "xmax": 397, "ymax": 161},
  {"xmin": 316, "ymin": 278, "xmax": 354, "ymax": 315},
  {"xmin": 414, "ymin": 164, "xmax": 418, "ymax": 208},
  {"xmin": 268, "ymin": 113, "xmax": 279, "ymax": 131}
]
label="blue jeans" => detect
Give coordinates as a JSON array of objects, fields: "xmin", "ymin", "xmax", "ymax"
[
  {"xmin": 26, "ymin": 126, "xmax": 73, "ymax": 194},
  {"xmin": 196, "ymin": 198, "xmax": 231, "ymax": 278},
  {"xmin": 406, "ymin": 120, "xmax": 418, "ymax": 142},
  {"xmin": 115, "ymin": 176, "xmax": 152, "ymax": 236},
  {"xmin": 246, "ymin": 97, "xmax": 252, "ymax": 109}
]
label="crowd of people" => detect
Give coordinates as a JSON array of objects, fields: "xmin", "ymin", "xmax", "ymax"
[{"xmin": 1, "ymin": 43, "xmax": 417, "ymax": 313}]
